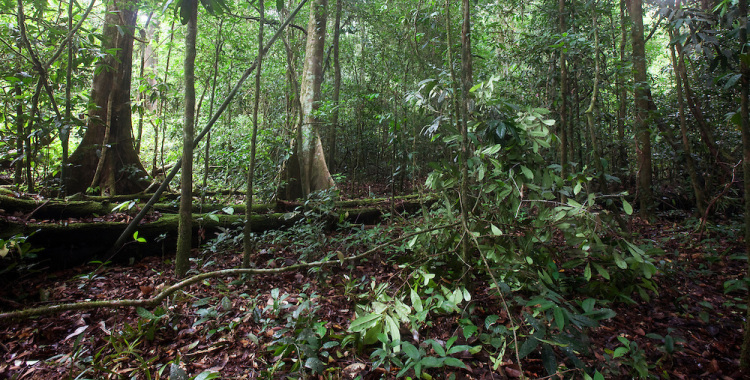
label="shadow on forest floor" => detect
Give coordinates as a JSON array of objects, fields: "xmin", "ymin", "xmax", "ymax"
[{"xmin": 0, "ymin": 206, "xmax": 745, "ymax": 379}]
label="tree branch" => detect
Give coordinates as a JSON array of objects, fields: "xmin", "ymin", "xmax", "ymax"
[{"xmin": 0, "ymin": 222, "xmax": 457, "ymax": 320}]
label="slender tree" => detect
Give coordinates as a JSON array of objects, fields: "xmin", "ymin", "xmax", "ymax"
[
  {"xmin": 558, "ymin": 0, "xmax": 569, "ymax": 184},
  {"xmin": 617, "ymin": 0, "xmax": 628, "ymax": 175},
  {"xmin": 175, "ymin": 0, "xmax": 198, "ymax": 278},
  {"xmin": 243, "ymin": 0, "xmax": 265, "ymax": 268},
  {"xmin": 668, "ymin": 25, "xmax": 706, "ymax": 215},
  {"xmin": 585, "ymin": 3, "xmax": 607, "ymax": 193},
  {"xmin": 629, "ymin": 0, "xmax": 653, "ymax": 215},
  {"xmin": 328, "ymin": 0, "xmax": 342, "ymax": 170}
]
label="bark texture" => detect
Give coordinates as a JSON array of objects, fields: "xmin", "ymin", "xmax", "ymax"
[
  {"xmin": 176, "ymin": 0, "xmax": 198, "ymax": 278},
  {"xmin": 67, "ymin": 0, "xmax": 149, "ymax": 195},
  {"xmin": 629, "ymin": 0, "xmax": 653, "ymax": 214},
  {"xmin": 280, "ymin": 0, "xmax": 336, "ymax": 200}
]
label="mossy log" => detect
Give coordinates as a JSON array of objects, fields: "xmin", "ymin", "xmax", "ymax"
[
  {"xmin": 0, "ymin": 212, "xmax": 300, "ymax": 269},
  {"xmin": 0, "ymin": 201, "xmax": 422, "ymax": 269},
  {"xmin": 0, "ymin": 192, "xmax": 432, "ymax": 221}
]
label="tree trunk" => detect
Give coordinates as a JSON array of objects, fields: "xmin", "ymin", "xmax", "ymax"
[
  {"xmin": 175, "ymin": 0, "xmax": 198, "ymax": 278},
  {"xmin": 202, "ymin": 21, "xmax": 223, "ymax": 203},
  {"xmin": 629, "ymin": 0, "xmax": 653, "ymax": 215},
  {"xmin": 668, "ymin": 28, "xmax": 706, "ymax": 215},
  {"xmin": 617, "ymin": 0, "xmax": 628, "ymax": 177},
  {"xmin": 14, "ymin": 79, "xmax": 23, "ymax": 186},
  {"xmin": 67, "ymin": 0, "xmax": 148, "ymax": 195},
  {"xmin": 282, "ymin": 0, "xmax": 336, "ymax": 200},
  {"xmin": 61, "ymin": 0, "xmax": 73, "ymax": 195},
  {"xmin": 558, "ymin": 0, "xmax": 569, "ymax": 183},
  {"xmin": 459, "ymin": 0, "xmax": 473, "ymax": 281},
  {"xmin": 675, "ymin": 40, "xmax": 734, "ymax": 177},
  {"xmin": 244, "ymin": 0, "xmax": 265, "ymax": 268},
  {"xmin": 585, "ymin": 5, "xmax": 607, "ymax": 193},
  {"xmin": 329, "ymin": 0, "xmax": 342, "ymax": 171}
]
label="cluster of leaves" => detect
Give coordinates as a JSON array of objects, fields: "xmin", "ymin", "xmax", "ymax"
[{"xmin": 395, "ymin": 76, "xmax": 662, "ymax": 377}]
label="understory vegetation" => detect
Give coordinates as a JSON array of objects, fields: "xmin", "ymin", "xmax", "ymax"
[{"xmin": 1, "ymin": 0, "xmax": 750, "ymax": 378}]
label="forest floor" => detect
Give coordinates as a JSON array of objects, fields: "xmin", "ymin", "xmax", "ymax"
[{"xmin": 0, "ymin": 190, "xmax": 746, "ymax": 379}]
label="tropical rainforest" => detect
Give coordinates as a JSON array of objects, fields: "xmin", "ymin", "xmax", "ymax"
[{"xmin": 0, "ymin": 0, "xmax": 749, "ymax": 378}]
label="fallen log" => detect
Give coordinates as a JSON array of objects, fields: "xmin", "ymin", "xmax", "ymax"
[
  {"xmin": 0, "ymin": 193, "xmax": 431, "ymax": 220},
  {"xmin": 0, "ymin": 198, "xmax": 431, "ymax": 269}
]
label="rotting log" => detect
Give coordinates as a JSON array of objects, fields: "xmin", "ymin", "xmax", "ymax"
[
  {"xmin": 0, "ymin": 212, "xmax": 300, "ymax": 269},
  {"xmin": 0, "ymin": 199, "xmax": 431, "ymax": 269},
  {"xmin": 0, "ymin": 192, "xmax": 432, "ymax": 220},
  {"xmin": 0, "ymin": 194, "xmax": 114, "ymax": 219}
]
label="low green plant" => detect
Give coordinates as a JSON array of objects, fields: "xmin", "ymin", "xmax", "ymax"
[
  {"xmin": 91, "ymin": 322, "xmax": 158, "ymax": 379},
  {"xmin": 263, "ymin": 289, "xmax": 335, "ymax": 376},
  {"xmin": 607, "ymin": 336, "xmax": 651, "ymax": 379},
  {"xmin": 0, "ymin": 232, "xmax": 43, "ymax": 274},
  {"xmin": 396, "ymin": 336, "xmax": 470, "ymax": 378}
]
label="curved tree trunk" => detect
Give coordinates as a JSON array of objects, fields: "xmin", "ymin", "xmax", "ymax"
[{"xmin": 67, "ymin": 0, "xmax": 149, "ymax": 195}]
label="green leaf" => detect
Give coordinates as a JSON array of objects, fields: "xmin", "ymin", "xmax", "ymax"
[
  {"xmin": 443, "ymin": 357, "xmax": 466, "ymax": 368},
  {"xmin": 541, "ymin": 344, "xmax": 558, "ymax": 376},
  {"xmin": 462, "ymin": 323, "xmax": 478, "ymax": 339},
  {"xmin": 348, "ymin": 313, "xmax": 382, "ymax": 333},
  {"xmin": 518, "ymin": 337, "xmax": 539, "ymax": 359},
  {"xmin": 304, "ymin": 357, "xmax": 325, "ymax": 373},
  {"xmin": 429, "ymin": 340, "xmax": 446, "ymax": 357},
  {"xmin": 613, "ymin": 346, "xmax": 629, "ymax": 358},
  {"xmin": 521, "ymin": 165, "xmax": 534, "ymax": 180},
  {"xmin": 490, "ymin": 224, "xmax": 503, "ymax": 236},
  {"xmin": 410, "ymin": 289, "xmax": 423, "ymax": 312},
  {"xmin": 419, "ymin": 356, "xmax": 442, "ymax": 368},
  {"xmin": 447, "ymin": 344, "xmax": 471, "ymax": 355},
  {"xmin": 581, "ymin": 298, "xmax": 595, "ymax": 313},
  {"xmin": 401, "ymin": 341, "xmax": 420, "ymax": 360},
  {"xmin": 592, "ymin": 263, "xmax": 610, "ymax": 280},
  {"xmin": 613, "ymin": 252, "xmax": 627, "ymax": 269},
  {"xmin": 623, "ymin": 199, "xmax": 633, "ymax": 215},
  {"xmin": 384, "ymin": 314, "xmax": 401, "ymax": 343},
  {"xmin": 724, "ymin": 73, "xmax": 742, "ymax": 90},
  {"xmin": 133, "ymin": 231, "xmax": 146, "ymax": 243},
  {"xmin": 276, "ymin": 0, "xmax": 283, "ymax": 11},
  {"xmin": 553, "ymin": 307, "xmax": 565, "ymax": 330},
  {"xmin": 137, "ymin": 307, "xmax": 157, "ymax": 320},
  {"xmin": 322, "ymin": 341, "xmax": 339, "ymax": 349},
  {"xmin": 583, "ymin": 263, "xmax": 591, "ymax": 281},
  {"xmin": 193, "ymin": 372, "xmax": 220, "ymax": 380}
]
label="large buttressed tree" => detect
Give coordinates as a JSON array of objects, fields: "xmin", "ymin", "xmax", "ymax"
[
  {"xmin": 279, "ymin": 0, "xmax": 336, "ymax": 200},
  {"xmin": 67, "ymin": 0, "xmax": 149, "ymax": 195}
]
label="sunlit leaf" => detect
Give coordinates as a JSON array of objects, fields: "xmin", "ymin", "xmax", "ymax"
[{"xmin": 623, "ymin": 199, "xmax": 633, "ymax": 215}]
